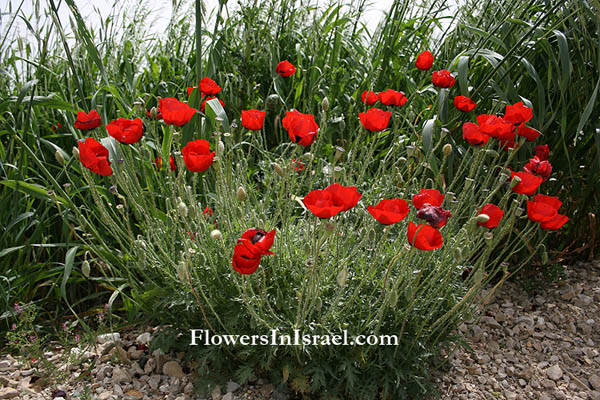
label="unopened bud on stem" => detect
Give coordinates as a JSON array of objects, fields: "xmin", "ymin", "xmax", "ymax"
[
  {"xmin": 210, "ymin": 229, "xmax": 222, "ymax": 240},
  {"xmin": 55, "ymin": 150, "xmax": 65, "ymax": 166},
  {"xmin": 237, "ymin": 186, "xmax": 247, "ymax": 202},
  {"xmin": 442, "ymin": 143, "xmax": 452, "ymax": 156}
]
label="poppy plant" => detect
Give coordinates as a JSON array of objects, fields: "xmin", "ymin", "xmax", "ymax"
[
  {"xmin": 432, "ymin": 70, "xmax": 455, "ymax": 88},
  {"xmin": 361, "ymin": 90, "xmax": 379, "ymax": 105},
  {"xmin": 276, "ymin": 60, "xmax": 296, "ymax": 77},
  {"xmin": 159, "ymin": 97, "xmax": 197, "ymax": 126},
  {"xmin": 155, "ymin": 155, "xmax": 176, "ymax": 172},
  {"xmin": 476, "ymin": 115, "xmax": 515, "ymax": 141},
  {"xmin": 241, "ymin": 109, "xmax": 267, "ymax": 131},
  {"xmin": 517, "ymin": 124, "xmax": 541, "ymax": 141},
  {"xmin": 378, "ymin": 89, "xmax": 407, "ymax": 107},
  {"xmin": 303, "ymin": 183, "xmax": 361, "ymax": 218},
  {"xmin": 453, "ymin": 96, "xmax": 476, "ymax": 112},
  {"xmin": 78, "ymin": 138, "xmax": 113, "ymax": 176},
  {"xmin": 200, "ymin": 96, "xmax": 226, "ymax": 113},
  {"xmin": 415, "ymin": 50, "xmax": 434, "ymax": 70},
  {"xmin": 181, "ymin": 139, "xmax": 215, "ymax": 172},
  {"xmin": 477, "ymin": 204, "xmax": 504, "ymax": 228},
  {"xmin": 524, "ymin": 156, "xmax": 552, "ymax": 181},
  {"xmin": 359, "ymin": 108, "xmax": 391, "ymax": 132},
  {"xmin": 106, "ymin": 118, "xmax": 144, "ymax": 144},
  {"xmin": 367, "ymin": 198, "xmax": 409, "ymax": 225},
  {"xmin": 510, "ymin": 171, "xmax": 543, "ymax": 196},
  {"xmin": 282, "ymin": 110, "xmax": 319, "ymax": 147},
  {"xmin": 462, "ymin": 122, "xmax": 489, "ymax": 146},
  {"xmin": 503, "ymin": 101, "xmax": 533, "ymax": 124},
  {"xmin": 74, "ymin": 110, "xmax": 102, "ymax": 130},
  {"xmin": 199, "ymin": 77, "xmax": 221, "ymax": 96},
  {"xmin": 407, "ymin": 221, "xmax": 443, "ymax": 250}
]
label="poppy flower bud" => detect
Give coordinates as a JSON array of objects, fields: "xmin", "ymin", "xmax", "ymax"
[
  {"xmin": 237, "ymin": 186, "xmax": 247, "ymax": 201},
  {"xmin": 336, "ymin": 266, "xmax": 348, "ymax": 288},
  {"xmin": 266, "ymin": 94, "xmax": 281, "ymax": 110},
  {"xmin": 388, "ymin": 289, "xmax": 398, "ymax": 307},
  {"xmin": 72, "ymin": 146, "xmax": 80, "ymax": 160},
  {"xmin": 334, "ymin": 146, "xmax": 345, "ymax": 163},
  {"xmin": 81, "ymin": 260, "xmax": 90, "ymax": 278},
  {"xmin": 542, "ymin": 250, "xmax": 548, "ymax": 265},
  {"xmin": 443, "ymin": 143, "xmax": 452, "ymax": 156},
  {"xmin": 452, "ymin": 247, "xmax": 463, "ymax": 260},
  {"xmin": 217, "ymin": 140, "xmax": 225, "ymax": 156},
  {"xmin": 321, "ymin": 97, "xmax": 329, "ymax": 112},
  {"xmin": 177, "ymin": 261, "xmax": 186, "ymax": 281},
  {"xmin": 486, "ymin": 149, "xmax": 500, "ymax": 158},
  {"xmin": 510, "ymin": 175, "xmax": 522, "ymax": 188},
  {"xmin": 483, "ymin": 232, "xmax": 493, "ymax": 241},
  {"xmin": 178, "ymin": 202, "xmax": 188, "ymax": 218},
  {"xmin": 476, "ymin": 214, "xmax": 490, "ymax": 224},
  {"xmin": 210, "ymin": 229, "xmax": 222, "ymax": 240},
  {"xmin": 272, "ymin": 162, "xmax": 284, "ymax": 177},
  {"xmin": 55, "ymin": 150, "xmax": 65, "ymax": 166}
]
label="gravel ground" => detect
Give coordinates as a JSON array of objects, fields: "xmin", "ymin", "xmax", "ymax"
[{"xmin": 1, "ymin": 259, "xmax": 598, "ymax": 400}]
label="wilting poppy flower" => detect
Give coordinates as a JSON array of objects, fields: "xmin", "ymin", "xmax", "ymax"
[
  {"xmin": 367, "ymin": 198, "xmax": 410, "ymax": 225},
  {"xmin": 453, "ymin": 96, "xmax": 476, "ymax": 112},
  {"xmin": 232, "ymin": 243, "xmax": 262, "ymax": 275},
  {"xmin": 416, "ymin": 50, "xmax": 434, "ymax": 70},
  {"xmin": 74, "ymin": 110, "xmax": 102, "ymax": 130},
  {"xmin": 517, "ymin": 124, "xmax": 541, "ymax": 141},
  {"xmin": 159, "ymin": 97, "xmax": 197, "ymax": 127},
  {"xmin": 524, "ymin": 156, "xmax": 552, "ymax": 181},
  {"xmin": 416, "ymin": 204, "xmax": 452, "ymax": 228},
  {"xmin": 303, "ymin": 190, "xmax": 344, "ymax": 218},
  {"xmin": 407, "ymin": 221, "xmax": 443, "ymax": 250},
  {"xmin": 535, "ymin": 144, "xmax": 549, "ymax": 160},
  {"xmin": 199, "ymin": 77, "xmax": 221, "ymax": 95},
  {"xmin": 182, "ymin": 139, "xmax": 215, "ymax": 172},
  {"xmin": 359, "ymin": 108, "xmax": 391, "ymax": 132},
  {"xmin": 378, "ymin": 89, "xmax": 407, "ymax": 107},
  {"xmin": 155, "ymin": 155, "xmax": 176, "ymax": 172},
  {"xmin": 412, "ymin": 188, "xmax": 444, "ymax": 209},
  {"xmin": 325, "ymin": 183, "xmax": 362, "ymax": 211},
  {"xmin": 504, "ymin": 101, "xmax": 533, "ymax": 124},
  {"xmin": 510, "ymin": 171, "xmax": 543, "ymax": 196},
  {"xmin": 432, "ymin": 70, "xmax": 455, "ymax": 88},
  {"xmin": 361, "ymin": 90, "xmax": 379, "ymax": 105},
  {"xmin": 477, "ymin": 204, "xmax": 504, "ymax": 228},
  {"xmin": 78, "ymin": 138, "xmax": 112, "ymax": 176},
  {"xmin": 241, "ymin": 109, "xmax": 266, "ymax": 131},
  {"xmin": 282, "ymin": 110, "xmax": 319, "ymax": 146},
  {"xmin": 276, "ymin": 60, "xmax": 296, "ymax": 77},
  {"xmin": 238, "ymin": 228, "xmax": 276, "ymax": 257},
  {"xmin": 106, "ymin": 118, "xmax": 144, "ymax": 144},
  {"xmin": 462, "ymin": 122, "xmax": 489, "ymax": 146},
  {"xmin": 476, "ymin": 115, "xmax": 515, "ymax": 141},
  {"xmin": 200, "ymin": 96, "xmax": 226, "ymax": 113}
]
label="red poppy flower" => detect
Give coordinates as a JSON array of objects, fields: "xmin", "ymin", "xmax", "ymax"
[
  {"xmin": 106, "ymin": 118, "xmax": 144, "ymax": 144},
  {"xmin": 407, "ymin": 221, "xmax": 443, "ymax": 250},
  {"xmin": 276, "ymin": 60, "xmax": 296, "ymax": 77},
  {"xmin": 282, "ymin": 110, "xmax": 319, "ymax": 146},
  {"xmin": 412, "ymin": 188, "xmax": 444, "ymax": 209},
  {"xmin": 232, "ymin": 243, "xmax": 262, "ymax": 275},
  {"xmin": 416, "ymin": 51, "xmax": 434, "ymax": 70},
  {"xmin": 78, "ymin": 138, "xmax": 113, "ymax": 176},
  {"xmin": 241, "ymin": 109, "xmax": 266, "ymax": 131},
  {"xmin": 535, "ymin": 144, "xmax": 549, "ymax": 160},
  {"xmin": 540, "ymin": 214, "xmax": 569, "ymax": 230},
  {"xmin": 238, "ymin": 228, "xmax": 276, "ymax": 257},
  {"xmin": 199, "ymin": 77, "xmax": 221, "ymax": 96},
  {"xmin": 159, "ymin": 97, "xmax": 197, "ymax": 126},
  {"xmin": 453, "ymin": 96, "xmax": 476, "ymax": 112},
  {"xmin": 182, "ymin": 139, "xmax": 215, "ymax": 172},
  {"xmin": 504, "ymin": 101, "xmax": 533, "ymax": 124},
  {"xmin": 462, "ymin": 122, "xmax": 489, "ymax": 146},
  {"xmin": 527, "ymin": 194, "xmax": 561, "ymax": 223},
  {"xmin": 292, "ymin": 158, "xmax": 304, "ymax": 172},
  {"xmin": 359, "ymin": 108, "xmax": 391, "ymax": 132},
  {"xmin": 367, "ymin": 198, "xmax": 410, "ymax": 225},
  {"xmin": 510, "ymin": 171, "xmax": 543, "ymax": 196},
  {"xmin": 203, "ymin": 206, "xmax": 214, "ymax": 217},
  {"xmin": 432, "ymin": 70, "xmax": 455, "ymax": 88},
  {"xmin": 187, "ymin": 87, "xmax": 197, "ymax": 97},
  {"xmin": 303, "ymin": 190, "xmax": 344, "ymax": 218},
  {"xmin": 416, "ymin": 204, "xmax": 452, "ymax": 228},
  {"xmin": 524, "ymin": 156, "xmax": 552, "ymax": 181},
  {"xmin": 325, "ymin": 183, "xmax": 362, "ymax": 211},
  {"xmin": 155, "ymin": 155, "xmax": 176, "ymax": 172},
  {"xmin": 477, "ymin": 204, "xmax": 504, "ymax": 228},
  {"xmin": 517, "ymin": 124, "xmax": 541, "ymax": 141},
  {"xmin": 361, "ymin": 90, "xmax": 379, "ymax": 105},
  {"xmin": 378, "ymin": 89, "xmax": 407, "ymax": 107},
  {"xmin": 74, "ymin": 110, "xmax": 102, "ymax": 130},
  {"xmin": 476, "ymin": 115, "xmax": 515, "ymax": 140},
  {"xmin": 200, "ymin": 96, "xmax": 226, "ymax": 113}
]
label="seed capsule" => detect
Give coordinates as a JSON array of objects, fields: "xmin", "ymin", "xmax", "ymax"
[{"xmin": 210, "ymin": 229, "xmax": 222, "ymax": 240}]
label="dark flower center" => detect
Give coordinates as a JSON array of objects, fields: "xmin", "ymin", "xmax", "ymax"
[
  {"xmin": 416, "ymin": 204, "xmax": 452, "ymax": 228},
  {"xmin": 251, "ymin": 230, "xmax": 266, "ymax": 244}
]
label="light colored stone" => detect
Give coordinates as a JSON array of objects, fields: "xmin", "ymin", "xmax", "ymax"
[
  {"xmin": 112, "ymin": 366, "xmax": 131, "ymax": 383},
  {"xmin": 0, "ymin": 388, "xmax": 19, "ymax": 399},
  {"xmin": 590, "ymin": 375, "xmax": 600, "ymax": 391},
  {"xmin": 136, "ymin": 332, "xmax": 151, "ymax": 345},
  {"xmin": 222, "ymin": 393, "xmax": 233, "ymax": 400},
  {"xmin": 226, "ymin": 380, "xmax": 240, "ymax": 393},
  {"xmin": 97, "ymin": 333, "xmax": 121, "ymax": 344},
  {"xmin": 162, "ymin": 361, "xmax": 185, "ymax": 378},
  {"xmin": 546, "ymin": 365, "xmax": 563, "ymax": 381}
]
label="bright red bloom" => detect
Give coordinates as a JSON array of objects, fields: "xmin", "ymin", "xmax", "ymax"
[
  {"xmin": 241, "ymin": 109, "xmax": 266, "ymax": 131},
  {"xmin": 159, "ymin": 97, "xmax": 197, "ymax": 126},
  {"xmin": 51, "ymin": 122, "xmax": 62, "ymax": 131},
  {"xmin": 74, "ymin": 110, "xmax": 102, "ymax": 130},
  {"xmin": 504, "ymin": 101, "xmax": 533, "ymax": 124},
  {"xmin": 412, "ymin": 188, "xmax": 444, "ymax": 209},
  {"xmin": 200, "ymin": 96, "xmax": 225, "ymax": 113},
  {"xmin": 359, "ymin": 108, "xmax": 391, "ymax": 132},
  {"xmin": 477, "ymin": 204, "xmax": 504, "ymax": 228},
  {"xmin": 378, "ymin": 89, "xmax": 407, "ymax": 106},
  {"xmin": 238, "ymin": 228, "xmax": 276, "ymax": 257},
  {"xmin": 203, "ymin": 206, "xmax": 214, "ymax": 216},
  {"xmin": 416, "ymin": 51, "xmax": 434, "ymax": 70},
  {"xmin": 181, "ymin": 139, "xmax": 215, "ymax": 172},
  {"xmin": 303, "ymin": 183, "xmax": 361, "ymax": 218},
  {"xmin": 155, "ymin": 155, "xmax": 176, "ymax": 172},
  {"xmin": 187, "ymin": 87, "xmax": 197, "ymax": 97},
  {"xmin": 476, "ymin": 114, "xmax": 515, "ymax": 140},
  {"xmin": 106, "ymin": 118, "xmax": 143, "ymax": 144},
  {"xmin": 325, "ymin": 183, "xmax": 362, "ymax": 212},
  {"xmin": 499, "ymin": 137, "xmax": 519, "ymax": 151},
  {"xmin": 517, "ymin": 124, "xmax": 541, "ymax": 141},
  {"xmin": 78, "ymin": 138, "xmax": 112, "ymax": 176},
  {"xmin": 407, "ymin": 221, "xmax": 443, "ymax": 250},
  {"xmin": 432, "ymin": 70, "xmax": 455, "ymax": 88},
  {"xmin": 540, "ymin": 214, "xmax": 569, "ymax": 230},
  {"xmin": 527, "ymin": 194, "xmax": 561, "ymax": 223},
  {"xmin": 453, "ymin": 96, "xmax": 476, "ymax": 112},
  {"xmin": 276, "ymin": 60, "xmax": 296, "ymax": 77},
  {"xmin": 232, "ymin": 243, "xmax": 262, "ymax": 275},
  {"xmin": 361, "ymin": 90, "xmax": 379, "ymax": 105},
  {"xmin": 462, "ymin": 122, "xmax": 489, "ymax": 146},
  {"xmin": 416, "ymin": 204, "xmax": 452, "ymax": 228},
  {"xmin": 282, "ymin": 110, "xmax": 319, "ymax": 146},
  {"xmin": 524, "ymin": 156, "xmax": 552, "ymax": 181},
  {"xmin": 199, "ymin": 77, "xmax": 221, "ymax": 95},
  {"xmin": 510, "ymin": 171, "xmax": 543, "ymax": 196},
  {"xmin": 367, "ymin": 199, "xmax": 410, "ymax": 225},
  {"xmin": 535, "ymin": 144, "xmax": 550, "ymax": 160}
]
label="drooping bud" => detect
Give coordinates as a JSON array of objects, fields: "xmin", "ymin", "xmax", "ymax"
[
  {"xmin": 442, "ymin": 143, "xmax": 452, "ymax": 156},
  {"xmin": 237, "ymin": 186, "xmax": 247, "ymax": 202},
  {"xmin": 72, "ymin": 146, "xmax": 80, "ymax": 160},
  {"xmin": 476, "ymin": 214, "xmax": 490, "ymax": 224},
  {"xmin": 210, "ymin": 229, "xmax": 222, "ymax": 240},
  {"xmin": 217, "ymin": 140, "xmax": 225, "ymax": 156},
  {"xmin": 178, "ymin": 202, "xmax": 188, "ymax": 218},
  {"xmin": 81, "ymin": 260, "xmax": 90, "ymax": 278},
  {"xmin": 321, "ymin": 97, "xmax": 329, "ymax": 112},
  {"xmin": 272, "ymin": 162, "xmax": 284, "ymax": 177},
  {"xmin": 150, "ymin": 107, "xmax": 158, "ymax": 119},
  {"xmin": 334, "ymin": 146, "xmax": 345, "ymax": 163},
  {"xmin": 55, "ymin": 150, "xmax": 65, "ymax": 166},
  {"xmin": 510, "ymin": 175, "xmax": 522, "ymax": 188},
  {"xmin": 336, "ymin": 266, "xmax": 348, "ymax": 288},
  {"xmin": 541, "ymin": 250, "xmax": 548, "ymax": 265}
]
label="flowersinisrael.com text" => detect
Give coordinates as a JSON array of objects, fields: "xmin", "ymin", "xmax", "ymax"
[{"xmin": 190, "ymin": 329, "xmax": 398, "ymax": 346}]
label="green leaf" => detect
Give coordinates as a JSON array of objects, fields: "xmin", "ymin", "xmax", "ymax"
[
  {"xmin": 457, "ymin": 56, "xmax": 469, "ymax": 96},
  {"xmin": 574, "ymin": 77, "xmax": 599, "ymax": 146},
  {"xmin": 1, "ymin": 180, "xmax": 68, "ymax": 204},
  {"xmin": 60, "ymin": 246, "xmax": 79, "ymax": 300},
  {"xmin": 422, "ymin": 119, "xmax": 435, "ymax": 154}
]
